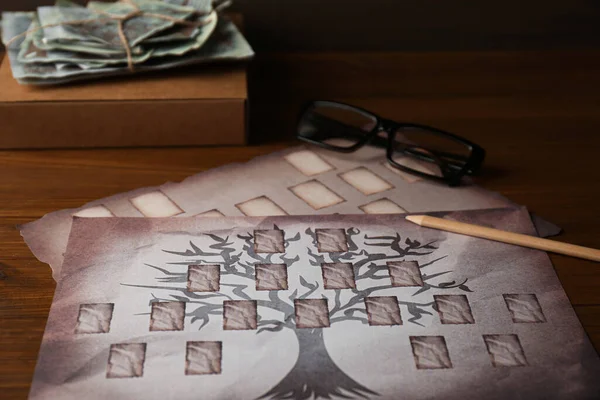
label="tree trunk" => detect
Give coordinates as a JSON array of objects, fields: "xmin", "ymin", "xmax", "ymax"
[{"xmin": 258, "ymin": 328, "xmax": 378, "ymax": 400}]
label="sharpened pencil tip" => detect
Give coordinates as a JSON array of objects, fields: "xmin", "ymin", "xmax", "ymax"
[{"xmin": 405, "ymin": 215, "xmax": 425, "ymax": 225}]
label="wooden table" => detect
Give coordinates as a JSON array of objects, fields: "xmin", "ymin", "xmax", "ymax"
[{"xmin": 1, "ymin": 51, "xmax": 599, "ymax": 398}]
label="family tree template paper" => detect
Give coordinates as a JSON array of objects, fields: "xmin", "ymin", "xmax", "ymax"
[
  {"xmin": 20, "ymin": 145, "xmax": 560, "ymax": 280},
  {"xmin": 29, "ymin": 208, "xmax": 599, "ymax": 399}
]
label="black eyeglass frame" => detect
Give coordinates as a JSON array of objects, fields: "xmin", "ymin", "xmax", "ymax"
[{"xmin": 296, "ymin": 100, "xmax": 486, "ymax": 186}]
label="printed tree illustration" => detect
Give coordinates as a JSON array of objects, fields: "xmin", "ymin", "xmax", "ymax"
[{"xmin": 128, "ymin": 226, "xmax": 471, "ymax": 400}]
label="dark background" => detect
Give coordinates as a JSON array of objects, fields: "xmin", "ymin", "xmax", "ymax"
[{"xmin": 2, "ymin": 0, "xmax": 600, "ymax": 51}]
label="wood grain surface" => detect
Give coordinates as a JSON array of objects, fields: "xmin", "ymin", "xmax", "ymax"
[{"xmin": 1, "ymin": 51, "xmax": 600, "ymax": 398}]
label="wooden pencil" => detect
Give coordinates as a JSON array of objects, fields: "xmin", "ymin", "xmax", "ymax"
[{"xmin": 405, "ymin": 215, "xmax": 600, "ymax": 262}]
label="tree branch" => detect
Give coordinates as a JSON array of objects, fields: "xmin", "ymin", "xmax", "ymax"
[{"xmin": 330, "ymin": 316, "xmax": 368, "ymax": 324}]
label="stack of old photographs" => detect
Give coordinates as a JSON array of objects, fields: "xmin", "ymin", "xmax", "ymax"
[{"xmin": 0, "ymin": 0, "xmax": 254, "ymax": 85}]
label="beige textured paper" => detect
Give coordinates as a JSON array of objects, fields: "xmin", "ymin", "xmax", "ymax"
[
  {"xmin": 29, "ymin": 208, "xmax": 599, "ymax": 399},
  {"xmin": 20, "ymin": 145, "xmax": 560, "ymax": 280}
]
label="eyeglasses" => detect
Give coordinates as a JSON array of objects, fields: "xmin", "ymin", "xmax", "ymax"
[{"xmin": 296, "ymin": 100, "xmax": 485, "ymax": 186}]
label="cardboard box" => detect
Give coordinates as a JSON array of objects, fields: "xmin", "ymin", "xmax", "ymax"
[{"xmin": 0, "ymin": 55, "xmax": 248, "ymax": 148}]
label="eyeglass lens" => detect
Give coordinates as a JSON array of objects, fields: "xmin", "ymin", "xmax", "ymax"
[
  {"xmin": 391, "ymin": 127, "xmax": 472, "ymax": 179},
  {"xmin": 298, "ymin": 103, "xmax": 377, "ymax": 149}
]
